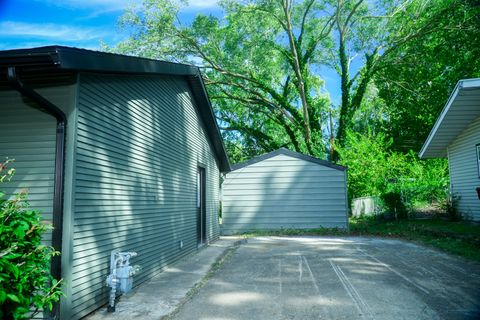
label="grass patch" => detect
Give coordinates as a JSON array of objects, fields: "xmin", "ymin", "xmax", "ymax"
[
  {"xmin": 235, "ymin": 218, "xmax": 480, "ymax": 262},
  {"xmin": 238, "ymin": 227, "xmax": 348, "ymax": 238},
  {"xmin": 349, "ymin": 217, "xmax": 480, "ymax": 261}
]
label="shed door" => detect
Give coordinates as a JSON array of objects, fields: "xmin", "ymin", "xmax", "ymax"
[{"xmin": 197, "ymin": 167, "xmax": 206, "ymax": 245}]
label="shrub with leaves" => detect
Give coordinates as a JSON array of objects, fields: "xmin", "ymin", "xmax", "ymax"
[
  {"xmin": 381, "ymin": 191, "xmax": 408, "ymax": 219},
  {"xmin": 0, "ymin": 160, "xmax": 62, "ymax": 319},
  {"xmin": 337, "ymin": 130, "xmax": 449, "ymax": 211},
  {"xmin": 443, "ymin": 193, "xmax": 462, "ymax": 221}
]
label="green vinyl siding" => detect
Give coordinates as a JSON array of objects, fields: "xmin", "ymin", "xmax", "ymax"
[
  {"xmin": 0, "ymin": 85, "xmax": 76, "ymax": 320},
  {"xmin": 448, "ymin": 115, "xmax": 480, "ymax": 220},
  {"xmin": 222, "ymin": 154, "xmax": 347, "ymax": 235},
  {"xmin": 0, "ymin": 85, "xmax": 75, "ymax": 241},
  {"xmin": 70, "ymin": 73, "xmax": 220, "ymax": 319},
  {"xmin": 0, "ymin": 90, "xmax": 56, "ymax": 243}
]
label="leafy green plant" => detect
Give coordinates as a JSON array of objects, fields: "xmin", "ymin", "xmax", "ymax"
[
  {"xmin": 381, "ymin": 191, "xmax": 408, "ymax": 219},
  {"xmin": 442, "ymin": 193, "xmax": 462, "ymax": 222},
  {"xmin": 337, "ymin": 130, "xmax": 449, "ymax": 213},
  {"xmin": 0, "ymin": 159, "xmax": 62, "ymax": 319}
]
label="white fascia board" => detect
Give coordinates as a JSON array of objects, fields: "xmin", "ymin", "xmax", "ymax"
[
  {"xmin": 419, "ymin": 78, "xmax": 480, "ymax": 159},
  {"xmin": 460, "ymin": 78, "xmax": 480, "ymax": 89},
  {"xmin": 419, "ymin": 81, "xmax": 461, "ymax": 158}
]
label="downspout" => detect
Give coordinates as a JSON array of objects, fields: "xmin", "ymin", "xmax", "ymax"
[{"xmin": 6, "ymin": 67, "xmax": 66, "ymax": 315}]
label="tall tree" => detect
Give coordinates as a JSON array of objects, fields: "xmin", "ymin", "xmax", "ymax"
[
  {"xmin": 373, "ymin": 0, "xmax": 480, "ymax": 152},
  {"xmin": 115, "ymin": 0, "xmax": 478, "ymax": 161},
  {"xmin": 331, "ymin": 0, "xmax": 476, "ymax": 148},
  {"xmin": 117, "ymin": 0, "xmax": 335, "ymax": 158}
]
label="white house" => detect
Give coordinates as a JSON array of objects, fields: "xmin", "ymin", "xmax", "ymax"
[{"xmin": 419, "ymin": 78, "xmax": 480, "ymax": 220}]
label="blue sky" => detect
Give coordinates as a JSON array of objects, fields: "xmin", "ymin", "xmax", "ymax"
[
  {"xmin": 0, "ymin": 0, "xmax": 342, "ymax": 103},
  {"xmin": 0, "ymin": 0, "xmax": 222, "ymax": 49}
]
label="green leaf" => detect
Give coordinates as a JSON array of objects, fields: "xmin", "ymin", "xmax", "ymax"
[
  {"xmin": 6, "ymin": 293, "xmax": 20, "ymax": 303},
  {"xmin": 5, "ymin": 263, "xmax": 19, "ymax": 279},
  {"xmin": 16, "ymin": 307, "xmax": 29, "ymax": 315},
  {"xmin": 12, "ymin": 221, "xmax": 29, "ymax": 239},
  {"xmin": 1, "ymin": 160, "xmax": 62, "ymax": 318}
]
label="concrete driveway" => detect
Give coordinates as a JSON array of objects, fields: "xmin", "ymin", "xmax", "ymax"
[{"xmin": 172, "ymin": 237, "xmax": 480, "ymax": 320}]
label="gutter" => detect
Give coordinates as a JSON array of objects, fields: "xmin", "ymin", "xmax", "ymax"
[{"xmin": 6, "ymin": 66, "xmax": 66, "ymax": 316}]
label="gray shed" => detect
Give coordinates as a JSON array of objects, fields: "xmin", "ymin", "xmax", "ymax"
[
  {"xmin": 221, "ymin": 148, "xmax": 348, "ymax": 235},
  {"xmin": 0, "ymin": 46, "xmax": 230, "ymax": 319}
]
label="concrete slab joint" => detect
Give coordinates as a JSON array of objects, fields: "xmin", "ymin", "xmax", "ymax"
[
  {"xmin": 87, "ymin": 236, "xmax": 480, "ymax": 320},
  {"xmin": 86, "ymin": 237, "xmax": 243, "ymax": 320}
]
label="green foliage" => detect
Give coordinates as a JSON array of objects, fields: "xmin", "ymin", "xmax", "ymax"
[
  {"xmin": 0, "ymin": 160, "xmax": 62, "ymax": 319},
  {"xmin": 337, "ymin": 130, "xmax": 391, "ymax": 198},
  {"xmin": 337, "ymin": 130, "xmax": 449, "ymax": 211},
  {"xmin": 114, "ymin": 0, "xmax": 479, "ymax": 161},
  {"xmin": 115, "ymin": 0, "xmax": 333, "ymax": 158},
  {"xmin": 443, "ymin": 193, "xmax": 462, "ymax": 222},
  {"xmin": 381, "ymin": 191, "xmax": 407, "ymax": 219},
  {"xmin": 373, "ymin": 0, "xmax": 480, "ymax": 152}
]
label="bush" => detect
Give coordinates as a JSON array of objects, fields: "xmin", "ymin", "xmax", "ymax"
[
  {"xmin": 443, "ymin": 193, "xmax": 462, "ymax": 221},
  {"xmin": 0, "ymin": 160, "xmax": 62, "ymax": 319},
  {"xmin": 336, "ymin": 131, "xmax": 391, "ymax": 199},
  {"xmin": 381, "ymin": 191, "xmax": 408, "ymax": 219},
  {"xmin": 337, "ymin": 130, "xmax": 449, "ymax": 211}
]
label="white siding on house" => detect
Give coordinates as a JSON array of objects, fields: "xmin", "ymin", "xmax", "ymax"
[
  {"xmin": 448, "ymin": 115, "xmax": 480, "ymax": 220},
  {"xmin": 222, "ymin": 153, "xmax": 347, "ymax": 235}
]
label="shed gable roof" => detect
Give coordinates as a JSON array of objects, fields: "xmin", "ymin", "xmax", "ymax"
[
  {"xmin": 230, "ymin": 148, "xmax": 346, "ymax": 171},
  {"xmin": 0, "ymin": 45, "xmax": 230, "ymax": 171},
  {"xmin": 419, "ymin": 78, "xmax": 480, "ymax": 159}
]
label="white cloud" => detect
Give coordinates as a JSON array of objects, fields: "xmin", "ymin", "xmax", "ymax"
[
  {"xmin": 36, "ymin": 0, "xmax": 218, "ymax": 10},
  {"xmin": 187, "ymin": 0, "xmax": 219, "ymax": 8},
  {"xmin": 0, "ymin": 21, "xmax": 110, "ymax": 42},
  {"xmin": 37, "ymin": 0, "xmax": 137, "ymax": 10}
]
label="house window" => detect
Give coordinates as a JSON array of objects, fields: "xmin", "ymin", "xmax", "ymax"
[{"xmin": 477, "ymin": 144, "xmax": 480, "ymax": 178}]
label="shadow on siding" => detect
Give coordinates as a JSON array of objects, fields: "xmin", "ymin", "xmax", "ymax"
[{"xmin": 72, "ymin": 74, "xmax": 214, "ymax": 318}]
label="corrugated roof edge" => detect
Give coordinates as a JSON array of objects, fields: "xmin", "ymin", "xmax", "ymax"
[
  {"xmin": 418, "ymin": 78, "xmax": 480, "ymax": 159},
  {"xmin": 0, "ymin": 45, "xmax": 230, "ymax": 172},
  {"xmin": 230, "ymin": 148, "xmax": 346, "ymax": 171}
]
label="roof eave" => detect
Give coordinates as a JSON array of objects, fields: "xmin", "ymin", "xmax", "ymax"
[
  {"xmin": 0, "ymin": 45, "xmax": 198, "ymax": 76},
  {"xmin": 186, "ymin": 73, "xmax": 231, "ymax": 172},
  {"xmin": 419, "ymin": 78, "xmax": 480, "ymax": 159},
  {"xmin": 230, "ymin": 148, "xmax": 346, "ymax": 172},
  {"xmin": 0, "ymin": 45, "xmax": 231, "ymax": 171}
]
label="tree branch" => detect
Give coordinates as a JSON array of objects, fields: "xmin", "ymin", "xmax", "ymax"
[
  {"xmin": 281, "ymin": 0, "xmax": 311, "ymax": 143},
  {"xmin": 342, "ymin": 0, "xmax": 364, "ymax": 34},
  {"xmin": 298, "ymin": 0, "xmax": 316, "ymax": 47}
]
